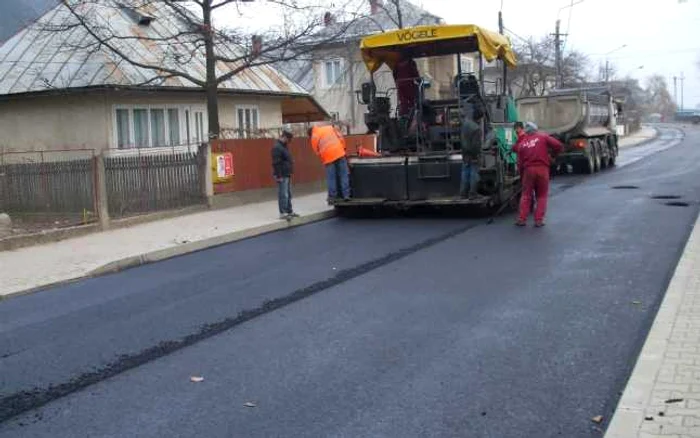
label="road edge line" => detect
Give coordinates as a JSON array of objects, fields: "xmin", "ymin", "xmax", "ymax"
[
  {"xmin": 603, "ymin": 208, "xmax": 700, "ymax": 437},
  {"xmin": 0, "ymin": 210, "xmax": 335, "ymax": 301}
]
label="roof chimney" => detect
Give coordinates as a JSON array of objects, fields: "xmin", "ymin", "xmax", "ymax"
[
  {"xmin": 251, "ymin": 35, "xmax": 262, "ymax": 58},
  {"xmin": 369, "ymin": 0, "xmax": 383, "ymax": 15},
  {"xmin": 324, "ymin": 11, "xmax": 334, "ymax": 26}
]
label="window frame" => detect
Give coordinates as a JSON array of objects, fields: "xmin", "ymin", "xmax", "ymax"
[
  {"xmin": 459, "ymin": 56, "xmax": 475, "ymax": 74},
  {"xmin": 322, "ymin": 58, "xmax": 343, "ymax": 88},
  {"xmin": 235, "ymin": 104, "xmax": 260, "ymax": 138},
  {"xmin": 112, "ymin": 104, "xmax": 207, "ymax": 149}
]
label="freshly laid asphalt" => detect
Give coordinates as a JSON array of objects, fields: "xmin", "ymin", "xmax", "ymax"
[{"xmin": 0, "ymin": 125, "xmax": 696, "ymax": 437}]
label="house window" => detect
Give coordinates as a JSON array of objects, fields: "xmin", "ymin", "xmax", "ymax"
[
  {"xmin": 236, "ymin": 105, "xmax": 259, "ymax": 138},
  {"xmin": 133, "ymin": 108, "xmax": 149, "ymax": 147},
  {"xmin": 113, "ymin": 105, "xmax": 206, "ymax": 149},
  {"xmin": 150, "ymin": 109, "xmax": 166, "ymax": 147},
  {"xmin": 324, "ymin": 59, "xmax": 343, "ymax": 87},
  {"xmin": 115, "ymin": 109, "xmax": 131, "ymax": 148},
  {"xmin": 460, "ymin": 56, "xmax": 474, "ymax": 74},
  {"xmin": 194, "ymin": 111, "xmax": 205, "ymax": 143},
  {"xmin": 168, "ymin": 109, "xmax": 180, "ymax": 145}
]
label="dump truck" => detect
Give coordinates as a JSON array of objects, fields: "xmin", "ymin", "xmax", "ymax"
[
  {"xmin": 333, "ymin": 24, "xmax": 521, "ymax": 214},
  {"xmin": 516, "ymin": 87, "xmax": 620, "ymax": 174}
]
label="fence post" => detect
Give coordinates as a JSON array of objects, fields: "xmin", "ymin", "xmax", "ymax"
[
  {"xmin": 95, "ymin": 152, "xmax": 110, "ymax": 230},
  {"xmin": 198, "ymin": 142, "xmax": 213, "ymax": 208}
]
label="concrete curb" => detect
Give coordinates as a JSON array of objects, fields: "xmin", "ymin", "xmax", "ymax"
[
  {"xmin": 90, "ymin": 210, "xmax": 335, "ymax": 276},
  {"xmin": 604, "ymin": 208, "xmax": 700, "ymax": 437},
  {"xmin": 0, "ymin": 210, "xmax": 335, "ymax": 301}
]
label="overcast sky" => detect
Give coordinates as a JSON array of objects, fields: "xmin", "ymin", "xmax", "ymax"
[{"xmin": 416, "ymin": 0, "xmax": 700, "ymax": 109}]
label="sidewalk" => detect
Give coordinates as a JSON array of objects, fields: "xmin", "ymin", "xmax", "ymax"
[
  {"xmin": 605, "ymin": 211, "xmax": 700, "ymax": 437},
  {"xmin": 619, "ymin": 125, "xmax": 658, "ymax": 148},
  {"xmin": 0, "ymin": 192, "xmax": 332, "ymax": 298}
]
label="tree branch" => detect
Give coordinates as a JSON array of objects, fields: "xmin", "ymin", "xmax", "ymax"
[{"xmin": 60, "ymin": 0, "xmax": 206, "ymax": 87}]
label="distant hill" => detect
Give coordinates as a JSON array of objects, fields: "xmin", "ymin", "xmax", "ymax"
[{"xmin": 0, "ymin": 0, "xmax": 58, "ymax": 44}]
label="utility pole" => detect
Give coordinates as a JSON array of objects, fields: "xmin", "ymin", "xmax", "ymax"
[
  {"xmin": 680, "ymin": 72, "xmax": 685, "ymax": 111},
  {"xmin": 551, "ymin": 20, "xmax": 566, "ymax": 88},
  {"xmin": 673, "ymin": 75, "xmax": 678, "ymax": 104},
  {"xmin": 498, "ymin": 10, "xmax": 507, "ymax": 95}
]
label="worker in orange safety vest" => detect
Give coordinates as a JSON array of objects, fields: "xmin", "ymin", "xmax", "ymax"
[{"xmin": 308, "ymin": 124, "xmax": 351, "ymax": 204}]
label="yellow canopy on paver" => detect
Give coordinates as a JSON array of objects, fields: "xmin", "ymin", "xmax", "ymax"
[{"xmin": 360, "ymin": 24, "xmax": 517, "ymax": 73}]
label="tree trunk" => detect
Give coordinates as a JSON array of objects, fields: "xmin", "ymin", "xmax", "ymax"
[{"xmin": 203, "ymin": 1, "xmax": 219, "ymax": 140}]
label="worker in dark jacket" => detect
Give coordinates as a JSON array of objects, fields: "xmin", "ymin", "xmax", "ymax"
[
  {"xmin": 511, "ymin": 122, "xmax": 563, "ymax": 227},
  {"xmin": 459, "ymin": 101, "xmax": 484, "ymax": 199},
  {"xmin": 271, "ymin": 128, "xmax": 298, "ymax": 219}
]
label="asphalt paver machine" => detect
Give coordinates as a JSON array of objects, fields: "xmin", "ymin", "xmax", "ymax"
[{"xmin": 334, "ymin": 24, "xmax": 521, "ymax": 214}]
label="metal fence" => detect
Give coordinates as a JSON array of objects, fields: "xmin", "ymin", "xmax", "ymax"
[
  {"xmin": 0, "ymin": 151, "xmax": 97, "ymax": 227},
  {"xmin": 104, "ymin": 150, "xmax": 203, "ymax": 218}
]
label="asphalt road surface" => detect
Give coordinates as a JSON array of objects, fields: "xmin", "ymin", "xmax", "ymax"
[{"xmin": 0, "ymin": 125, "xmax": 697, "ymax": 437}]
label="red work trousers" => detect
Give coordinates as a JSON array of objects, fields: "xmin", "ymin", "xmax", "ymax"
[{"xmin": 518, "ymin": 166, "xmax": 550, "ymax": 223}]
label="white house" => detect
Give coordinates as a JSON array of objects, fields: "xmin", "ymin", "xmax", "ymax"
[{"xmin": 0, "ymin": 0, "xmax": 328, "ymax": 155}]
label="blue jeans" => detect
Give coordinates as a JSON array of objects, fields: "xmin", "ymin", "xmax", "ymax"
[
  {"xmin": 326, "ymin": 157, "xmax": 350, "ymax": 199},
  {"xmin": 277, "ymin": 177, "xmax": 292, "ymax": 214},
  {"xmin": 460, "ymin": 162, "xmax": 479, "ymax": 196}
]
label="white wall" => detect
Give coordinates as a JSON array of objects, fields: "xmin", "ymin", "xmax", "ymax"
[
  {"xmin": 0, "ymin": 93, "xmax": 111, "ymax": 154},
  {"xmin": 0, "ymin": 91, "xmax": 287, "ymax": 155}
]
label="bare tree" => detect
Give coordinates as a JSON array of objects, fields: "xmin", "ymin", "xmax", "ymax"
[
  {"xmin": 643, "ymin": 74, "xmax": 677, "ymax": 118},
  {"xmin": 375, "ymin": 0, "xmax": 404, "ymax": 28},
  {"xmin": 509, "ymin": 36, "xmax": 590, "ymax": 97},
  {"xmin": 596, "ymin": 60, "xmax": 617, "ymax": 83},
  {"xmin": 46, "ymin": 0, "xmax": 360, "ymax": 139}
]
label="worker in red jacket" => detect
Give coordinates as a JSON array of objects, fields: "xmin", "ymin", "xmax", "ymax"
[{"xmin": 511, "ymin": 122, "xmax": 563, "ymax": 227}]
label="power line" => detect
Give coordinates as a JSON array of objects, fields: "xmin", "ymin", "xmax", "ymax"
[{"xmin": 502, "ymin": 26, "xmax": 529, "ymax": 44}]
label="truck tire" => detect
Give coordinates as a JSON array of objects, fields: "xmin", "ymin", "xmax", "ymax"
[
  {"xmin": 598, "ymin": 140, "xmax": 608, "ymax": 170},
  {"xmin": 592, "ymin": 144, "xmax": 601, "ymax": 173},
  {"xmin": 583, "ymin": 144, "xmax": 595, "ymax": 174},
  {"xmin": 609, "ymin": 136, "xmax": 618, "ymax": 167}
]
